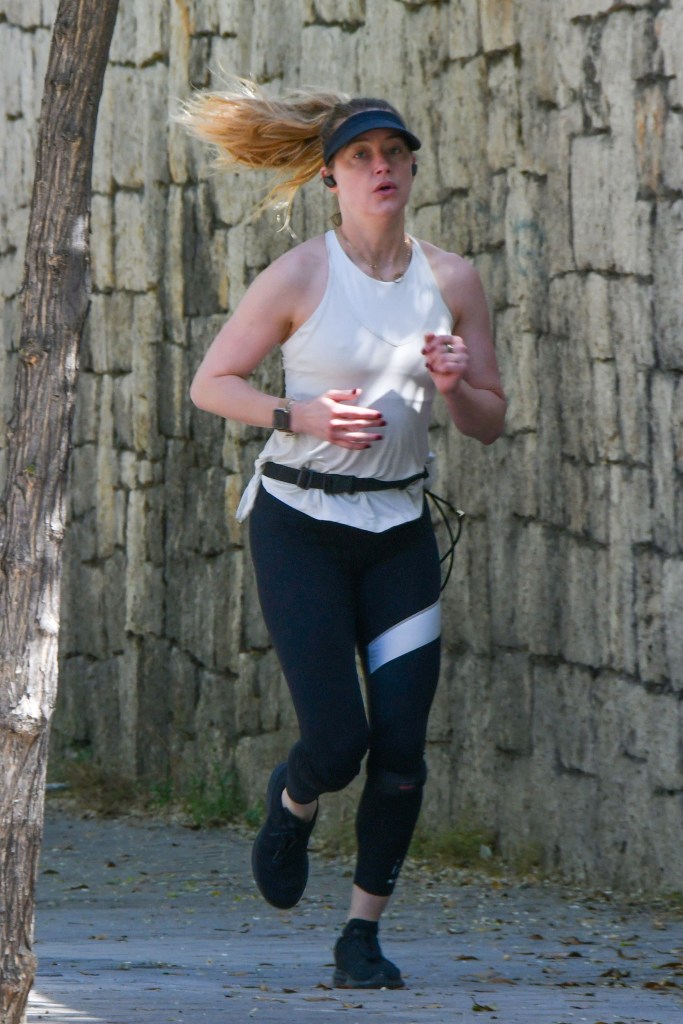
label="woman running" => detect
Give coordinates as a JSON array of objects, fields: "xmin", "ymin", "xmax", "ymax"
[{"xmin": 182, "ymin": 80, "xmax": 506, "ymax": 989}]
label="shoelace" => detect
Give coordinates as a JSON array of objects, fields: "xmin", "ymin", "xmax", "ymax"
[{"xmin": 270, "ymin": 825, "xmax": 306, "ymax": 863}]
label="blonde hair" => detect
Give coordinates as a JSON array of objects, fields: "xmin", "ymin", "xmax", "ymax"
[{"xmin": 178, "ymin": 78, "xmax": 403, "ymax": 225}]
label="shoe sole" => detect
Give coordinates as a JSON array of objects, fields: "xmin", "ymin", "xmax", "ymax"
[{"xmin": 332, "ymin": 968, "xmax": 405, "ymax": 989}]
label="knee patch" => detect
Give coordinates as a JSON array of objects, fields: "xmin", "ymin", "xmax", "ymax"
[{"xmin": 367, "ymin": 761, "xmax": 427, "ymax": 797}]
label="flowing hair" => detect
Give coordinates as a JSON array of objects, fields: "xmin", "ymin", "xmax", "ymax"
[{"xmin": 177, "ymin": 77, "xmax": 403, "ymax": 225}]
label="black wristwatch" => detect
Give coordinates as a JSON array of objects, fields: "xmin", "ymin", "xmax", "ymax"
[{"xmin": 273, "ymin": 398, "xmax": 295, "ymax": 433}]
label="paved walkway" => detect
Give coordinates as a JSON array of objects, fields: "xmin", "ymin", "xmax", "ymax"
[{"xmin": 28, "ymin": 802, "xmax": 683, "ymax": 1023}]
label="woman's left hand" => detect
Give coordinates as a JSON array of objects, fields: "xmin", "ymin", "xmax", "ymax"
[{"xmin": 422, "ymin": 333, "xmax": 469, "ymax": 394}]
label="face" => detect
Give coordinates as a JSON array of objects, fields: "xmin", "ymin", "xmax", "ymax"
[{"xmin": 321, "ymin": 128, "xmax": 416, "ymax": 215}]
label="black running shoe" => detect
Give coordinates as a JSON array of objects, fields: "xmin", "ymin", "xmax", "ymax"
[
  {"xmin": 333, "ymin": 919, "xmax": 405, "ymax": 989},
  {"xmin": 251, "ymin": 762, "xmax": 317, "ymax": 909}
]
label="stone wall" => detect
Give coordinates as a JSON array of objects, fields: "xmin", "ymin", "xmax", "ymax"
[{"xmin": 1, "ymin": 0, "xmax": 681, "ymax": 891}]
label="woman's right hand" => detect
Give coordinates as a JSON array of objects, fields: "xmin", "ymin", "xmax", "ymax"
[{"xmin": 291, "ymin": 389, "xmax": 385, "ymax": 450}]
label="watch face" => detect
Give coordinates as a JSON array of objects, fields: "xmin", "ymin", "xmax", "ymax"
[{"xmin": 273, "ymin": 407, "xmax": 290, "ymax": 431}]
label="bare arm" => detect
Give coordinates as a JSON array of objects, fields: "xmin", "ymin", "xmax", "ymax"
[
  {"xmin": 421, "ymin": 246, "xmax": 506, "ymax": 445},
  {"xmin": 190, "ymin": 240, "xmax": 385, "ymax": 450}
]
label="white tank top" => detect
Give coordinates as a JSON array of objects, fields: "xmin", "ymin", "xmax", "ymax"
[{"xmin": 236, "ymin": 230, "xmax": 453, "ymax": 532}]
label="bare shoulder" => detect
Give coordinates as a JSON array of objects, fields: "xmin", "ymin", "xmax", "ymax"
[
  {"xmin": 252, "ymin": 235, "xmax": 328, "ymax": 333},
  {"xmin": 417, "ymin": 239, "xmax": 484, "ymax": 314},
  {"xmin": 262, "ymin": 235, "xmax": 328, "ymax": 292}
]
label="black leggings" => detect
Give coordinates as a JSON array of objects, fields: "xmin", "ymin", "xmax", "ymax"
[{"xmin": 249, "ymin": 485, "xmax": 441, "ymax": 896}]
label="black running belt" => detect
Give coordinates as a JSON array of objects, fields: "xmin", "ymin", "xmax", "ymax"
[{"xmin": 262, "ymin": 462, "xmax": 428, "ymax": 496}]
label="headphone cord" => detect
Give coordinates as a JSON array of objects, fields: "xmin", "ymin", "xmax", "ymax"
[{"xmin": 425, "ymin": 490, "xmax": 465, "ymax": 592}]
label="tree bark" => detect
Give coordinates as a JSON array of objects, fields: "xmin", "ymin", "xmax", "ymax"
[{"xmin": 0, "ymin": 3, "xmax": 119, "ymax": 1020}]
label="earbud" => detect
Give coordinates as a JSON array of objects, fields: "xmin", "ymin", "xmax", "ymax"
[
  {"xmin": 322, "ymin": 174, "xmax": 337, "ymax": 188},
  {"xmin": 411, "ymin": 163, "xmax": 418, "ymax": 177}
]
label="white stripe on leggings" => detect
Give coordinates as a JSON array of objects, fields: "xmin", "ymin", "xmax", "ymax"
[{"xmin": 366, "ymin": 600, "xmax": 441, "ymax": 675}]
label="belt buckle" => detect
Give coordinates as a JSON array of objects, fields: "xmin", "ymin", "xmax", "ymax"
[
  {"xmin": 296, "ymin": 467, "xmax": 315, "ymax": 490},
  {"xmin": 323, "ymin": 474, "xmax": 355, "ymax": 495}
]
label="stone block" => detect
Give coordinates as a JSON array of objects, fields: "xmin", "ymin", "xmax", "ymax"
[
  {"xmin": 206, "ymin": 35, "xmax": 243, "ymax": 91},
  {"xmin": 233, "ymin": 654, "xmax": 261, "ymax": 736},
  {"xmin": 653, "ymin": 200, "xmax": 683, "ymax": 371},
  {"xmin": 480, "ymin": 0, "xmax": 516, "ymax": 53},
  {"xmin": 549, "ymin": 272, "xmax": 612, "ymax": 359},
  {"xmin": 68, "ymin": 444, "xmax": 97, "ymax": 519},
  {"xmin": 493, "ymin": 311, "xmax": 536, "ymax": 436},
  {"xmin": 419, "ymin": 745, "xmax": 454, "ymax": 829},
  {"xmin": 436, "ymin": 59, "xmax": 488, "ymax": 194},
  {"xmin": 504, "ymin": 172, "xmax": 547, "ymax": 329},
  {"xmin": 167, "ymin": 648, "xmax": 200, "ymax": 772},
  {"xmin": 90, "ymin": 194, "xmax": 114, "ymax": 292},
  {"xmin": 558, "ymin": 334, "xmax": 597, "ymax": 464},
  {"xmin": 109, "ymin": 0, "xmax": 168, "ymax": 67},
  {"xmin": 158, "ymin": 342, "xmax": 190, "ymax": 440},
  {"xmin": 131, "ymin": 294, "xmax": 164, "ymax": 459},
  {"xmin": 192, "ymin": 668, "xmax": 237, "ymax": 764},
  {"xmin": 491, "ymin": 432, "xmax": 539, "ymax": 521},
  {"xmin": 571, "ymin": 134, "xmax": 652, "ymax": 275},
  {"xmin": 125, "ymin": 559, "xmax": 165, "ymax": 638},
  {"xmin": 70, "ymin": 369, "xmax": 99, "ymax": 447},
  {"xmin": 107, "ymin": 64, "xmax": 171, "ymax": 191},
  {"xmin": 446, "ymin": 0, "xmax": 480, "ymax": 59},
  {"xmin": 634, "ymin": 552, "xmax": 668, "ymax": 684},
  {"xmin": 651, "ymin": 372, "xmax": 677, "ymax": 555},
  {"xmin": 635, "ymin": 83, "xmax": 667, "ymax": 195},
  {"xmin": 568, "ymin": 0, "xmax": 649, "ymax": 16},
  {"xmin": 95, "ymin": 426, "xmax": 119, "ymax": 561},
  {"xmin": 65, "ymin": 562, "xmax": 107, "ymax": 660},
  {"xmin": 593, "ymin": 360, "xmax": 620, "ymax": 461},
  {"xmin": 114, "ymin": 187, "xmax": 165, "ymax": 292},
  {"xmin": 102, "ymin": 550, "xmax": 126, "ymax": 656},
  {"xmin": 662, "ymin": 560, "xmax": 683, "ymax": 690},
  {"xmin": 0, "ymin": 206, "xmax": 28, "ymax": 299},
  {"xmin": 256, "ymin": 650, "xmax": 291, "ymax": 734},
  {"xmin": 303, "ymin": 0, "xmax": 365, "ymax": 27},
  {"xmin": 487, "ymin": 54, "xmax": 520, "ymax": 172},
  {"xmin": 657, "ymin": 7, "xmax": 683, "ymax": 109},
  {"xmin": 92, "ymin": 70, "xmax": 115, "ymax": 196},
  {"xmin": 566, "ymin": 461, "xmax": 610, "ymax": 543},
  {"xmin": 662, "ymin": 111, "xmax": 683, "ymax": 193},
  {"xmin": 491, "ymin": 652, "xmax": 533, "ymax": 758},
  {"xmin": 518, "ymin": 523, "xmax": 562, "ymax": 657},
  {"xmin": 560, "ymin": 540, "xmax": 609, "ymax": 668},
  {"xmin": 2, "ymin": 0, "xmax": 43, "ymax": 27},
  {"xmin": 443, "ymin": 516, "xmax": 493, "ymax": 654},
  {"xmin": 234, "ymin": 732, "xmax": 298, "ymax": 810},
  {"xmin": 248, "ymin": 0, "xmax": 305, "ymax": 83}
]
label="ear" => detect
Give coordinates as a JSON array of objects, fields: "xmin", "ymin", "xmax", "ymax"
[
  {"xmin": 321, "ymin": 169, "xmax": 337, "ymax": 188},
  {"xmin": 411, "ymin": 163, "xmax": 418, "ymax": 177}
]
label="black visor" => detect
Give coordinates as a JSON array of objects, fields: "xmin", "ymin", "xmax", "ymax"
[{"xmin": 323, "ymin": 110, "xmax": 421, "ymax": 165}]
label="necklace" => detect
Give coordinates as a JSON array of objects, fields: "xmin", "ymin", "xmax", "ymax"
[{"xmin": 338, "ymin": 229, "xmax": 412, "ymax": 283}]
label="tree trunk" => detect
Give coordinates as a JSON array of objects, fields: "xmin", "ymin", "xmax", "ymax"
[{"xmin": 0, "ymin": 3, "xmax": 119, "ymax": 1020}]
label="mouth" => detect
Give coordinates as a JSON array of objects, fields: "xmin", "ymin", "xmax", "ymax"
[{"xmin": 374, "ymin": 181, "xmax": 397, "ymax": 194}]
